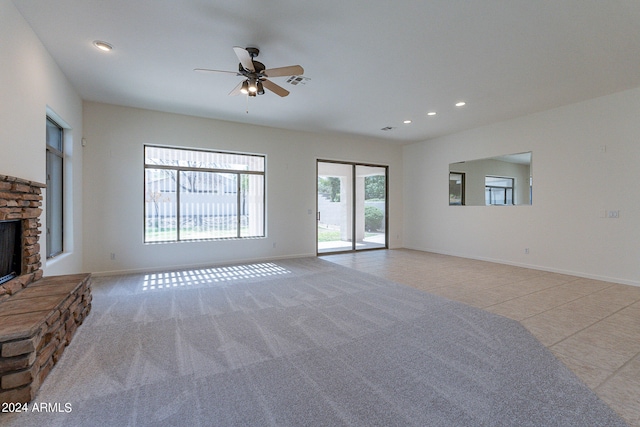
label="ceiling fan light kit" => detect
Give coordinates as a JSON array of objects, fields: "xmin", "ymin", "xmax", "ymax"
[
  {"xmin": 196, "ymin": 46, "xmax": 304, "ymax": 100},
  {"xmin": 248, "ymin": 79, "xmax": 258, "ymax": 93}
]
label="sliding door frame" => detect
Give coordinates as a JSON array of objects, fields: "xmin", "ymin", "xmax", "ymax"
[{"xmin": 316, "ymin": 159, "xmax": 389, "ymax": 255}]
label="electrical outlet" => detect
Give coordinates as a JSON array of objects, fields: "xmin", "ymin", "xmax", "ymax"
[
  {"xmin": 608, "ymin": 210, "xmax": 620, "ymax": 218},
  {"xmin": 524, "ymin": 248, "xmax": 529, "ymax": 254},
  {"xmin": 110, "ymin": 252, "xmax": 116, "ymax": 260}
]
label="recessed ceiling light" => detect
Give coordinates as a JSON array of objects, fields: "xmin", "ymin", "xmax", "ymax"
[
  {"xmin": 455, "ymin": 101, "xmax": 466, "ymax": 107},
  {"xmin": 93, "ymin": 40, "xmax": 113, "ymax": 52},
  {"xmin": 427, "ymin": 112, "xmax": 437, "ymax": 116},
  {"xmin": 403, "ymin": 120, "xmax": 412, "ymax": 124}
]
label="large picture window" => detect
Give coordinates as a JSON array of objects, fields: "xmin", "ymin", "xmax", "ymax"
[{"xmin": 144, "ymin": 145, "xmax": 265, "ymax": 243}]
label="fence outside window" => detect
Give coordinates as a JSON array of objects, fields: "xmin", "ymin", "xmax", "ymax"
[{"xmin": 144, "ymin": 145, "xmax": 265, "ymax": 242}]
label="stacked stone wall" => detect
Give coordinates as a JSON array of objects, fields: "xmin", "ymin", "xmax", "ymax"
[{"xmin": 0, "ymin": 175, "xmax": 45, "ymax": 302}]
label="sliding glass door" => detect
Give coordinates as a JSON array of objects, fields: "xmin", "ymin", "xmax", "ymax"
[
  {"xmin": 355, "ymin": 165, "xmax": 387, "ymax": 250},
  {"xmin": 317, "ymin": 161, "xmax": 387, "ymax": 254}
]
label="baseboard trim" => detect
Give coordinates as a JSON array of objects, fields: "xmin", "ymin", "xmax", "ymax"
[
  {"xmin": 401, "ymin": 246, "xmax": 640, "ymax": 288},
  {"xmin": 91, "ymin": 253, "xmax": 317, "ymax": 277}
]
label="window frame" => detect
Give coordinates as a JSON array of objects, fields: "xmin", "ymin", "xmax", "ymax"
[
  {"xmin": 46, "ymin": 117, "xmax": 64, "ymax": 258},
  {"xmin": 143, "ymin": 145, "xmax": 266, "ymax": 243},
  {"xmin": 449, "ymin": 172, "xmax": 465, "ymax": 206},
  {"xmin": 485, "ymin": 175, "xmax": 514, "ymax": 205}
]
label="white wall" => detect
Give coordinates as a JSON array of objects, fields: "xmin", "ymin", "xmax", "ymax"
[
  {"xmin": 10, "ymin": 0, "xmax": 636, "ymax": 284},
  {"xmin": 82, "ymin": 102, "xmax": 403, "ymax": 274},
  {"xmin": 0, "ymin": 0, "xmax": 84, "ymax": 275},
  {"xmin": 404, "ymin": 88, "xmax": 640, "ymax": 286}
]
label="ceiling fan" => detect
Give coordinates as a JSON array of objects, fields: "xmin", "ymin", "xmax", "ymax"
[{"xmin": 195, "ymin": 47, "xmax": 304, "ymax": 97}]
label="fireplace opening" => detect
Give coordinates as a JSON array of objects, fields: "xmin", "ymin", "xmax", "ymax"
[{"xmin": 0, "ymin": 220, "xmax": 22, "ymax": 285}]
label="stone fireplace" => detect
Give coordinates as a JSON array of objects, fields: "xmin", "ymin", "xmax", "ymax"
[
  {"xmin": 0, "ymin": 174, "xmax": 92, "ymax": 404},
  {"xmin": 0, "ymin": 174, "xmax": 45, "ymax": 302}
]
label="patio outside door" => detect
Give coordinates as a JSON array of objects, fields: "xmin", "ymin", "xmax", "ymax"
[{"xmin": 317, "ymin": 161, "xmax": 387, "ymax": 254}]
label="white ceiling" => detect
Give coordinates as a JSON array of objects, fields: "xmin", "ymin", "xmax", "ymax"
[{"xmin": 12, "ymin": 0, "xmax": 640, "ymax": 144}]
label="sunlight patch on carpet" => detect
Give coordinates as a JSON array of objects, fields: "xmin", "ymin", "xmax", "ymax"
[{"xmin": 142, "ymin": 262, "xmax": 291, "ymax": 291}]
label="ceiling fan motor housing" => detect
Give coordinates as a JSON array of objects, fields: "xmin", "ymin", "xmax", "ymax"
[
  {"xmin": 252, "ymin": 61, "xmax": 266, "ymax": 74},
  {"xmin": 238, "ymin": 61, "xmax": 265, "ymax": 76}
]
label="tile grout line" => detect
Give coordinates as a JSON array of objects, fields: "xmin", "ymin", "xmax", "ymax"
[{"xmin": 595, "ymin": 348, "xmax": 640, "ymax": 392}]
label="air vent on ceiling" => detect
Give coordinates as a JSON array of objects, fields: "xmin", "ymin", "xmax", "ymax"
[
  {"xmin": 286, "ymin": 75, "xmax": 310, "ymax": 86},
  {"xmin": 380, "ymin": 126, "xmax": 395, "ymax": 131}
]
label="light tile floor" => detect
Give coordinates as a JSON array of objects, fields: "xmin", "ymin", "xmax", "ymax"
[{"xmin": 321, "ymin": 249, "xmax": 640, "ymax": 426}]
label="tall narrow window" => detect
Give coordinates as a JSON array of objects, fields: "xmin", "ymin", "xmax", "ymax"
[
  {"xmin": 46, "ymin": 117, "xmax": 64, "ymax": 258},
  {"xmin": 144, "ymin": 145, "xmax": 265, "ymax": 243}
]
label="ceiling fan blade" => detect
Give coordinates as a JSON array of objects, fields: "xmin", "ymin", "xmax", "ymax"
[
  {"xmin": 233, "ymin": 46, "xmax": 255, "ymax": 72},
  {"xmin": 262, "ymin": 79, "xmax": 290, "ymax": 97},
  {"xmin": 228, "ymin": 81, "xmax": 244, "ymax": 96},
  {"xmin": 264, "ymin": 65, "xmax": 304, "ymax": 78},
  {"xmin": 194, "ymin": 68, "xmax": 238, "ymax": 75}
]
